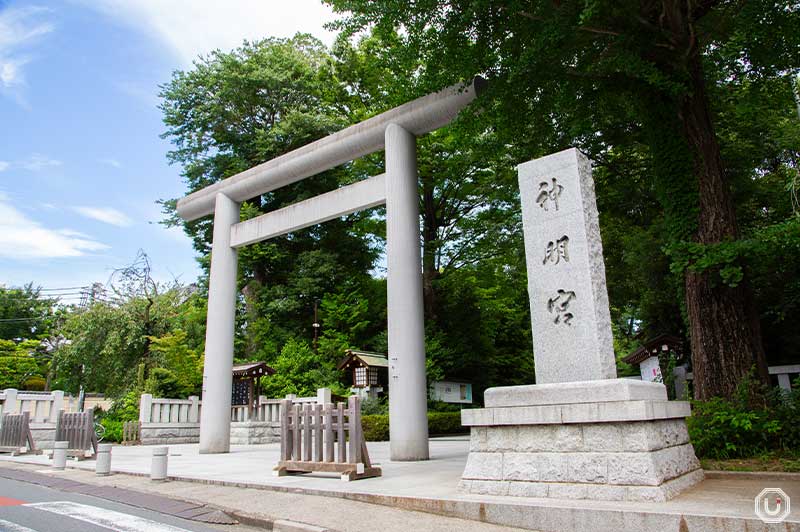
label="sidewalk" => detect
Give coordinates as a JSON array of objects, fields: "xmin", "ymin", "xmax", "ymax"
[{"xmin": 1, "ymin": 438, "xmax": 799, "ymax": 531}]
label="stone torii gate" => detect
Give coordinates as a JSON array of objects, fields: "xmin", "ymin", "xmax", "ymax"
[{"xmin": 176, "ymin": 78, "xmax": 486, "ymax": 461}]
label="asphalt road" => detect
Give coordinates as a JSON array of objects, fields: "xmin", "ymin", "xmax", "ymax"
[{"xmin": 0, "ymin": 477, "xmax": 258, "ymax": 532}]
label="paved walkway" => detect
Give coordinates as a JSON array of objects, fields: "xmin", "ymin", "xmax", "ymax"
[{"xmin": 2, "ymin": 438, "xmax": 799, "ymax": 531}]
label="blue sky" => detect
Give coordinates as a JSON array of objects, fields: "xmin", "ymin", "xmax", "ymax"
[{"xmin": 0, "ymin": 0, "xmax": 337, "ymax": 299}]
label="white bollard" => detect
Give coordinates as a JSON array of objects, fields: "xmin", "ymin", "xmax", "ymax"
[
  {"xmin": 95, "ymin": 443, "xmax": 112, "ymax": 476},
  {"xmin": 52, "ymin": 441, "xmax": 69, "ymax": 470},
  {"xmin": 151, "ymin": 446, "xmax": 168, "ymax": 481}
]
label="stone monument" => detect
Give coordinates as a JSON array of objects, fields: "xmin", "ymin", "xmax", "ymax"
[{"xmin": 460, "ymin": 148, "xmax": 703, "ymax": 501}]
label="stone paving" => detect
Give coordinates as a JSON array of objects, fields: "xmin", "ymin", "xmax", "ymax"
[{"xmin": 1, "ymin": 437, "xmax": 799, "ymax": 531}]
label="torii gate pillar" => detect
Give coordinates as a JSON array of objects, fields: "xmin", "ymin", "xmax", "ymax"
[
  {"xmin": 385, "ymin": 124, "xmax": 430, "ymax": 461},
  {"xmin": 199, "ymin": 192, "xmax": 240, "ymax": 454}
]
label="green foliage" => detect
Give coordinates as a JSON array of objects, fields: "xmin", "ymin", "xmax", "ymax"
[
  {"xmin": 148, "ymin": 330, "xmax": 203, "ymax": 397},
  {"xmin": 361, "ymin": 414, "xmax": 390, "ymax": 441},
  {"xmin": 261, "ymin": 339, "xmax": 345, "ymax": 398},
  {"xmin": 0, "ymin": 339, "xmax": 41, "ymax": 389},
  {"xmin": 360, "ymin": 396, "xmax": 388, "ymax": 415},
  {"xmin": 427, "ymin": 412, "xmax": 463, "ymax": 435},
  {"xmin": 22, "ymin": 376, "xmax": 46, "ymax": 391},
  {"xmin": 100, "ymin": 419, "xmax": 123, "ymax": 443},
  {"xmin": 0, "ymin": 284, "xmax": 58, "ymax": 341},
  {"xmin": 144, "ymin": 368, "xmax": 182, "ymax": 399},
  {"xmin": 688, "ymin": 377, "xmax": 800, "ymax": 459},
  {"xmin": 54, "ymin": 286, "xmax": 205, "ymax": 396},
  {"xmin": 362, "ymin": 411, "xmax": 465, "ymax": 441},
  {"xmin": 104, "ymin": 391, "xmax": 141, "ymax": 423}
]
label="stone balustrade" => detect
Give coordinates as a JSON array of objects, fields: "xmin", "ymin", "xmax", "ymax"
[{"xmin": 138, "ymin": 389, "xmax": 332, "ymax": 445}]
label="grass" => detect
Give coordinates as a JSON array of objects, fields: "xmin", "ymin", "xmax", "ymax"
[{"xmin": 700, "ymin": 452, "xmax": 800, "ymax": 473}]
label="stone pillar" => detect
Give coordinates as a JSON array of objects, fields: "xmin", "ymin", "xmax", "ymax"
[
  {"xmin": 385, "ymin": 123, "xmax": 429, "ymax": 461},
  {"xmin": 50, "ymin": 390, "xmax": 64, "ymax": 423},
  {"xmin": 316, "ymin": 388, "xmax": 332, "ymax": 405},
  {"xmin": 3, "ymin": 389, "xmax": 18, "ymax": 414},
  {"xmin": 139, "ymin": 394, "xmax": 153, "ymax": 423},
  {"xmin": 199, "ymin": 192, "xmax": 240, "ymax": 454},
  {"xmin": 188, "ymin": 396, "xmax": 200, "ymax": 424},
  {"xmin": 777, "ymin": 373, "xmax": 791, "ymax": 392}
]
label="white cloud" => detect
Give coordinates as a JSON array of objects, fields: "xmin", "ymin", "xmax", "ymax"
[
  {"xmin": 0, "ymin": 193, "xmax": 108, "ymax": 259},
  {"xmin": 20, "ymin": 153, "xmax": 61, "ymax": 171},
  {"xmin": 73, "ymin": 206, "xmax": 133, "ymax": 227},
  {"xmin": 99, "ymin": 157, "xmax": 122, "ymax": 168},
  {"xmin": 77, "ymin": 0, "xmax": 338, "ymax": 66},
  {"xmin": 0, "ymin": 161, "xmax": 9, "ymax": 172},
  {"xmin": 0, "ymin": 6, "xmax": 54, "ymax": 104}
]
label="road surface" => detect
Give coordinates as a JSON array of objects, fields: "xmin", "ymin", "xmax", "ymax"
[{"xmin": 0, "ymin": 477, "xmax": 257, "ymax": 532}]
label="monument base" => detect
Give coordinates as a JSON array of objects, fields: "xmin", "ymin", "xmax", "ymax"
[{"xmin": 460, "ymin": 379, "xmax": 703, "ymax": 502}]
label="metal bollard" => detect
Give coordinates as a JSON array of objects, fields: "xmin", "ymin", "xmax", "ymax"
[
  {"xmin": 52, "ymin": 441, "xmax": 69, "ymax": 470},
  {"xmin": 151, "ymin": 446, "xmax": 168, "ymax": 481},
  {"xmin": 95, "ymin": 443, "xmax": 112, "ymax": 476}
]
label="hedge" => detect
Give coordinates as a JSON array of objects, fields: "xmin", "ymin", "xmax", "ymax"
[{"xmin": 362, "ymin": 411, "xmax": 465, "ymax": 441}]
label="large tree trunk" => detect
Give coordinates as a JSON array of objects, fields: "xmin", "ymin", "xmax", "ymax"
[{"xmin": 679, "ymin": 54, "xmax": 769, "ymax": 400}]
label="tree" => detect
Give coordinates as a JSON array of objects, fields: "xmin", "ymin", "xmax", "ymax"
[
  {"xmin": 159, "ymin": 35, "xmax": 380, "ymax": 362},
  {"xmin": 329, "ymin": 0, "xmax": 800, "ymax": 399},
  {"xmin": 0, "ymin": 285, "xmax": 58, "ymax": 340}
]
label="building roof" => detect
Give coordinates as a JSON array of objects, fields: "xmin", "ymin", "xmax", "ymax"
[
  {"xmin": 622, "ymin": 334, "xmax": 684, "ymax": 365},
  {"xmin": 337, "ymin": 349, "xmax": 389, "ymax": 370},
  {"xmin": 232, "ymin": 361, "xmax": 276, "ymax": 378}
]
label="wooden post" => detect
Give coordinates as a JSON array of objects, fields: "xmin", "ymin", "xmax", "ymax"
[
  {"xmin": 314, "ymin": 404, "xmax": 323, "ymax": 462},
  {"xmin": 336, "ymin": 402, "xmax": 346, "ymax": 463},
  {"xmin": 292, "ymin": 404, "xmax": 301, "ymax": 460},
  {"xmin": 303, "ymin": 404, "xmax": 312, "ymax": 462},
  {"xmin": 324, "ymin": 404, "xmax": 334, "ymax": 462},
  {"xmin": 280, "ymin": 399, "xmax": 290, "ymax": 461}
]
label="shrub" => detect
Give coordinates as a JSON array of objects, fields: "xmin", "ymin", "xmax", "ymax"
[
  {"xmin": 362, "ymin": 411, "xmax": 466, "ymax": 441},
  {"xmin": 21, "ymin": 376, "xmax": 46, "ymax": 391},
  {"xmin": 360, "ymin": 396, "xmax": 388, "ymax": 415},
  {"xmin": 428, "ymin": 412, "xmax": 463, "ymax": 435},
  {"xmin": 100, "ymin": 419, "xmax": 123, "ymax": 443},
  {"xmin": 688, "ymin": 375, "xmax": 799, "ymax": 459},
  {"xmin": 103, "ymin": 391, "xmax": 140, "ymax": 423},
  {"xmin": 688, "ymin": 397, "xmax": 778, "ymax": 459},
  {"xmin": 362, "ymin": 414, "xmax": 390, "ymax": 441}
]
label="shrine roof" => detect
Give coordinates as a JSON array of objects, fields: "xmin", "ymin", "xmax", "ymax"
[
  {"xmin": 232, "ymin": 361, "xmax": 276, "ymax": 377},
  {"xmin": 622, "ymin": 334, "xmax": 684, "ymax": 365},
  {"xmin": 337, "ymin": 350, "xmax": 389, "ymax": 370}
]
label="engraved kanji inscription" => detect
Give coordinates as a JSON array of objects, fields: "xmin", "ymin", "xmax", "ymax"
[
  {"xmin": 543, "ymin": 235, "xmax": 570, "ymax": 265},
  {"xmin": 547, "ymin": 289, "xmax": 576, "ymax": 325},
  {"xmin": 536, "ymin": 178, "xmax": 564, "ymax": 211}
]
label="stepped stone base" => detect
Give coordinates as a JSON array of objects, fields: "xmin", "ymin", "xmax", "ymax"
[{"xmin": 460, "ymin": 379, "xmax": 703, "ymax": 502}]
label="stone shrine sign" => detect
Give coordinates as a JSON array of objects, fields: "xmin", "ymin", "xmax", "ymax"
[
  {"xmin": 518, "ymin": 149, "xmax": 615, "ymax": 383},
  {"xmin": 459, "ymin": 148, "xmax": 703, "ymax": 502}
]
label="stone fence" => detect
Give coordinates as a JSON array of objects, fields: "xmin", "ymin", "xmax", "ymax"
[
  {"xmin": 138, "ymin": 388, "xmax": 333, "ymax": 445},
  {"xmin": 0, "ymin": 389, "xmax": 68, "ymax": 450}
]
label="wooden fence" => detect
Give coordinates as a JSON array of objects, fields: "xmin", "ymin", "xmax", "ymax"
[
  {"xmin": 0, "ymin": 412, "xmax": 40, "ymax": 455},
  {"xmin": 275, "ymin": 396, "xmax": 380, "ymax": 481},
  {"xmin": 122, "ymin": 420, "xmax": 141, "ymax": 445},
  {"xmin": 55, "ymin": 411, "xmax": 98, "ymax": 458}
]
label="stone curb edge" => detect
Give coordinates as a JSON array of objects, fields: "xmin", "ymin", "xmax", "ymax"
[{"xmin": 704, "ymin": 470, "xmax": 800, "ymax": 481}]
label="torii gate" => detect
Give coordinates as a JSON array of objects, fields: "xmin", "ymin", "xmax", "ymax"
[{"xmin": 176, "ymin": 78, "xmax": 485, "ymax": 461}]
